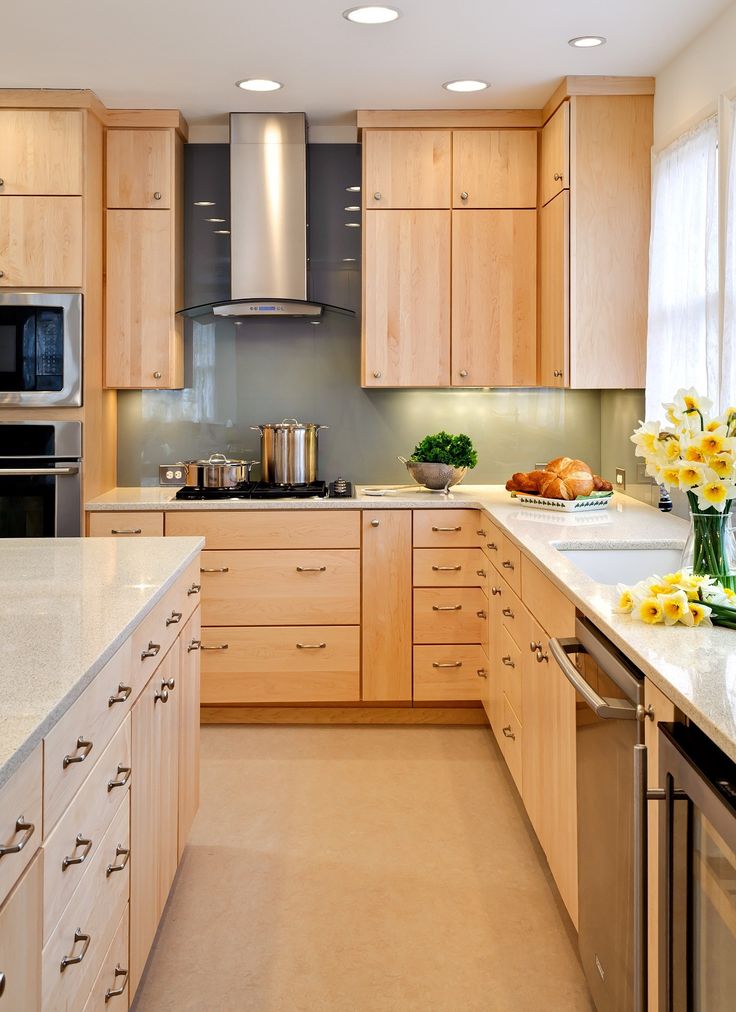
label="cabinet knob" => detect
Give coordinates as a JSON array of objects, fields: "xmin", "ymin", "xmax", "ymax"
[
  {"xmin": 153, "ymin": 191, "xmax": 162, "ymax": 200},
  {"xmin": 370, "ymin": 519, "xmax": 380, "ymax": 527},
  {"xmin": 0, "ymin": 178, "xmax": 4, "ymax": 186},
  {"xmin": 372, "ymin": 370, "xmax": 381, "ymax": 379},
  {"xmin": 0, "ymin": 971, "xmax": 5, "ymax": 996},
  {"xmin": 373, "ymin": 191, "xmax": 382, "ymax": 200},
  {"xmin": 0, "ymin": 271, "xmax": 4, "ymax": 278},
  {"xmin": 459, "ymin": 369, "xmax": 468, "ymax": 378},
  {"xmin": 460, "ymin": 191, "xmax": 469, "ymax": 201},
  {"xmin": 553, "ymin": 172, "xmax": 563, "ymax": 182},
  {"xmin": 553, "ymin": 369, "xmax": 563, "ymax": 378},
  {"xmin": 153, "ymin": 371, "xmax": 162, "ymax": 380}
]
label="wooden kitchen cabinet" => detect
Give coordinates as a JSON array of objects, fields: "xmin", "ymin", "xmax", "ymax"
[
  {"xmin": 363, "ymin": 209, "xmax": 451, "ymax": 387},
  {"xmin": 0, "ymin": 195, "xmax": 83, "ymax": 286},
  {"xmin": 178, "ymin": 611, "xmax": 201, "ymax": 859},
  {"xmin": 107, "ymin": 129, "xmax": 173, "ymax": 208},
  {"xmin": 362, "ymin": 510, "xmax": 412, "ymax": 701},
  {"xmin": 363, "ymin": 129, "xmax": 451, "ymax": 208},
  {"xmin": 539, "ymin": 102, "xmax": 569, "ymax": 207},
  {"xmin": 452, "ymin": 130, "xmax": 537, "ymax": 209},
  {"xmin": 0, "ymin": 109, "xmax": 83, "ymax": 195},
  {"xmin": 0, "ymin": 851, "xmax": 42, "ymax": 1012},
  {"xmin": 130, "ymin": 641, "xmax": 181, "ymax": 995},
  {"xmin": 451, "ymin": 209, "xmax": 536, "ymax": 387},
  {"xmin": 539, "ymin": 190, "xmax": 569, "ymax": 387}
]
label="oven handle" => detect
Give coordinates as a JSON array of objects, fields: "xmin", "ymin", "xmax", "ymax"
[
  {"xmin": 0, "ymin": 466, "xmax": 79, "ymax": 476},
  {"xmin": 548, "ymin": 637, "xmax": 638, "ymax": 719}
]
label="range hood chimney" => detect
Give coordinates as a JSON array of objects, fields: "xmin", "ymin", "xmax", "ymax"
[{"xmin": 179, "ymin": 112, "xmax": 354, "ymax": 320}]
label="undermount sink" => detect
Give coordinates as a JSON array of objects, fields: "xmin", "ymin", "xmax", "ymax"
[{"xmin": 557, "ymin": 546, "xmax": 684, "ymax": 586}]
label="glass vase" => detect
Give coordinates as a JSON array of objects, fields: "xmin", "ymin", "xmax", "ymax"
[{"xmin": 681, "ymin": 508, "xmax": 736, "ymax": 592}]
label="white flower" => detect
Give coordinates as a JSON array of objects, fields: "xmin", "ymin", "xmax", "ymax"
[
  {"xmin": 630, "ymin": 420, "xmax": 662, "ymax": 458},
  {"xmin": 673, "ymin": 387, "xmax": 713, "ymax": 417},
  {"xmin": 693, "ymin": 478, "xmax": 736, "ymax": 512}
]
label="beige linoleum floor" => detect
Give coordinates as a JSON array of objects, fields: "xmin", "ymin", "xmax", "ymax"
[{"xmin": 132, "ymin": 725, "xmax": 593, "ymax": 1012}]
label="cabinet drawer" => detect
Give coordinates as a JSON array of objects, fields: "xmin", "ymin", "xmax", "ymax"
[
  {"xmin": 499, "ymin": 695, "xmax": 523, "ymax": 794},
  {"xmin": 521, "ymin": 555, "xmax": 575, "ymax": 638},
  {"xmin": 166, "ymin": 509, "xmax": 361, "ymax": 549},
  {"xmin": 412, "ymin": 548, "xmax": 486, "ymax": 588},
  {"xmin": 482, "ymin": 520, "xmax": 503, "ymax": 565},
  {"xmin": 499, "ymin": 627, "xmax": 522, "ymax": 723},
  {"xmin": 43, "ymin": 639, "xmax": 133, "ymax": 835},
  {"xmin": 0, "ymin": 744, "xmax": 42, "ymax": 908},
  {"xmin": 43, "ymin": 717, "xmax": 131, "ymax": 943},
  {"xmin": 201, "ymin": 626, "xmax": 360, "ymax": 704},
  {"xmin": 199, "ymin": 549, "xmax": 360, "ymax": 626},
  {"xmin": 497, "ymin": 534, "xmax": 522, "ymax": 595},
  {"xmin": 42, "ymin": 796, "xmax": 130, "ymax": 1012},
  {"xmin": 413, "ymin": 588, "xmax": 487, "ymax": 644},
  {"xmin": 82, "ymin": 904, "xmax": 129, "ymax": 1012},
  {"xmin": 87, "ymin": 511, "xmax": 164, "ymax": 537},
  {"xmin": 130, "ymin": 565, "xmax": 199, "ymax": 689},
  {"xmin": 413, "ymin": 645, "xmax": 487, "ymax": 701},
  {"xmin": 413, "ymin": 510, "xmax": 485, "ymax": 548},
  {"xmin": 499, "ymin": 579, "xmax": 525, "ymax": 648}
]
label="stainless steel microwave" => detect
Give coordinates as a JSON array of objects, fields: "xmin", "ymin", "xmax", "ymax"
[{"xmin": 0, "ymin": 292, "xmax": 82, "ymax": 407}]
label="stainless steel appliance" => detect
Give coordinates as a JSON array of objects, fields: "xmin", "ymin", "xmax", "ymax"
[
  {"xmin": 251, "ymin": 419, "xmax": 326, "ymax": 485},
  {"xmin": 0, "ymin": 421, "xmax": 82, "ymax": 537},
  {"xmin": 0, "ymin": 293, "xmax": 82, "ymax": 407},
  {"xmin": 174, "ymin": 478, "xmax": 353, "ymax": 501},
  {"xmin": 178, "ymin": 453, "xmax": 259, "ymax": 489},
  {"xmin": 549, "ymin": 616, "xmax": 646, "ymax": 1012},
  {"xmin": 655, "ymin": 721, "xmax": 736, "ymax": 1010}
]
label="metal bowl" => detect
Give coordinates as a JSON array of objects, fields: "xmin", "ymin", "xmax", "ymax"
[{"xmin": 400, "ymin": 458, "xmax": 469, "ymax": 491}]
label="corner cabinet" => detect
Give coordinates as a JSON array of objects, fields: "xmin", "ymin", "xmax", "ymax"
[{"xmin": 105, "ymin": 125, "xmax": 184, "ymax": 389}]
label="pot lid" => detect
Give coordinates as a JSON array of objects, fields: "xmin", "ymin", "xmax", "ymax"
[
  {"xmin": 257, "ymin": 418, "xmax": 325, "ymax": 430},
  {"xmin": 183, "ymin": 452, "xmax": 250, "ymax": 466}
]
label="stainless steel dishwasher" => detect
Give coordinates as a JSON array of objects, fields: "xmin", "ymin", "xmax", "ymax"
[{"xmin": 549, "ymin": 615, "xmax": 646, "ymax": 1012}]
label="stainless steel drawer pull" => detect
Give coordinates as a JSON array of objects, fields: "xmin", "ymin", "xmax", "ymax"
[
  {"xmin": 0, "ymin": 971, "xmax": 5, "ymax": 996},
  {"xmin": 107, "ymin": 764, "xmax": 131, "ymax": 792},
  {"xmin": 0, "ymin": 816, "xmax": 35, "ymax": 857},
  {"xmin": 105, "ymin": 964, "xmax": 129, "ymax": 1001},
  {"xmin": 187, "ymin": 583, "xmax": 201, "ymax": 595},
  {"xmin": 106, "ymin": 846, "xmax": 130, "ymax": 877},
  {"xmin": 477, "ymin": 610, "xmax": 487, "ymax": 619},
  {"xmin": 432, "ymin": 604, "xmax": 462, "ymax": 611},
  {"xmin": 296, "ymin": 642, "xmax": 327, "ymax": 649},
  {"xmin": 491, "ymin": 587, "xmax": 501, "ymax": 596},
  {"xmin": 108, "ymin": 683, "xmax": 132, "ymax": 707},
  {"xmin": 476, "ymin": 529, "xmax": 487, "ymax": 537},
  {"xmin": 502, "ymin": 725, "xmax": 516, "ymax": 740},
  {"xmin": 63, "ymin": 737, "xmax": 93, "ymax": 769},
  {"xmin": 432, "ymin": 565, "xmax": 461, "ymax": 572},
  {"xmin": 296, "ymin": 565, "xmax": 327, "ymax": 572},
  {"xmin": 501, "ymin": 655, "xmax": 515, "ymax": 668},
  {"xmin": 487, "ymin": 542, "xmax": 498, "ymax": 551},
  {"xmin": 110, "ymin": 528, "xmax": 142, "ymax": 535},
  {"xmin": 201, "ymin": 643, "xmax": 229, "ymax": 650},
  {"xmin": 62, "ymin": 834, "xmax": 92, "ymax": 870},
  {"xmin": 502, "ymin": 607, "xmax": 514, "ymax": 618},
  {"xmin": 60, "ymin": 929, "xmax": 90, "ymax": 971},
  {"xmin": 141, "ymin": 641, "xmax": 160, "ymax": 660},
  {"xmin": 200, "ymin": 566, "xmax": 229, "ymax": 573},
  {"xmin": 165, "ymin": 610, "xmax": 183, "ymax": 626},
  {"xmin": 432, "ymin": 525, "xmax": 462, "ymax": 532},
  {"xmin": 477, "ymin": 668, "xmax": 488, "ymax": 679},
  {"xmin": 476, "ymin": 569, "xmax": 486, "ymax": 577},
  {"xmin": 432, "ymin": 661, "xmax": 462, "ymax": 668},
  {"xmin": 529, "ymin": 640, "xmax": 543, "ymax": 653},
  {"xmin": 154, "ymin": 688, "xmax": 169, "ymax": 704},
  {"xmin": 187, "ymin": 639, "xmax": 201, "ymax": 653},
  {"xmin": 161, "ymin": 677, "xmax": 176, "ymax": 691},
  {"xmin": 536, "ymin": 650, "xmax": 549, "ymax": 664},
  {"xmin": 553, "ymin": 172, "xmax": 564, "ymax": 181},
  {"xmin": 502, "ymin": 560, "xmax": 515, "ymax": 570}
]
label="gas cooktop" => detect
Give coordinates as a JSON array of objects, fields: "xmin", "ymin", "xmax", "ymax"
[{"xmin": 175, "ymin": 479, "xmax": 353, "ymax": 501}]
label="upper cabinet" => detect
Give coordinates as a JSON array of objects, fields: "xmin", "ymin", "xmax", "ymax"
[
  {"xmin": 452, "ymin": 130, "xmax": 537, "ymax": 209},
  {"xmin": 0, "ymin": 195, "xmax": 83, "ymax": 286},
  {"xmin": 539, "ymin": 103, "xmax": 569, "ymax": 207},
  {"xmin": 0, "ymin": 110, "xmax": 83, "ymax": 195},
  {"xmin": 107, "ymin": 129, "xmax": 172, "ymax": 209},
  {"xmin": 364, "ymin": 130, "xmax": 451, "ymax": 208}
]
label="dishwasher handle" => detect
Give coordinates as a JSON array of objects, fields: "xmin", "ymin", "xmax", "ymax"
[{"xmin": 548, "ymin": 637, "xmax": 638, "ymax": 720}]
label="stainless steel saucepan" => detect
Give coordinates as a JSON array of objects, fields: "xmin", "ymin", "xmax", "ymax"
[
  {"xmin": 251, "ymin": 419, "xmax": 327, "ymax": 485},
  {"xmin": 180, "ymin": 453, "xmax": 258, "ymax": 488}
]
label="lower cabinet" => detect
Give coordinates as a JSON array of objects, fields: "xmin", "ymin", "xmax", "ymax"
[
  {"xmin": 0, "ymin": 851, "xmax": 42, "ymax": 1011},
  {"xmin": 179, "ymin": 611, "xmax": 201, "ymax": 859}
]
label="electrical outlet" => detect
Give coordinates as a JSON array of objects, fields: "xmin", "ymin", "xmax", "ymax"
[
  {"xmin": 615, "ymin": 467, "xmax": 626, "ymax": 491},
  {"xmin": 159, "ymin": 464, "xmax": 186, "ymax": 486}
]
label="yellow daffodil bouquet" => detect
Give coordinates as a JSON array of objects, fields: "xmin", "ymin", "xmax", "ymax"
[
  {"xmin": 615, "ymin": 571, "xmax": 736, "ymax": 630},
  {"xmin": 631, "ymin": 388, "xmax": 736, "ymax": 591}
]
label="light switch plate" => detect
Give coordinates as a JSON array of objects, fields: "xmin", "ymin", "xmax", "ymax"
[{"xmin": 159, "ymin": 464, "xmax": 186, "ymax": 486}]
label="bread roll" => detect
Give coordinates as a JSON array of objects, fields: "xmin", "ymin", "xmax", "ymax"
[
  {"xmin": 543, "ymin": 457, "xmax": 595, "ymax": 498},
  {"xmin": 593, "ymin": 475, "xmax": 613, "ymax": 492}
]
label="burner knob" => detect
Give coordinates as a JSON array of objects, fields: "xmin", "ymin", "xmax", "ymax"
[{"xmin": 334, "ymin": 476, "xmax": 348, "ymax": 495}]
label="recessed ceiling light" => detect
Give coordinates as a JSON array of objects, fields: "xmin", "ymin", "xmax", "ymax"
[
  {"xmin": 568, "ymin": 36, "xmax": 606, "ymax": 48},
  {"xmin": 443, "ymin": 80, "xmax": 490, "ymax": 93},
  {"xmin": 343, "ymin": 6, "xmax": 400, "ymax": 24},
  {"xmin": 236, "ymin": 78, "xmax": 283, "ymax": 92},
  {"xmin": 194, "ymin": 201, "xmax": 215, "ymax": 206},
  {"xmin": 205, "ymin": 217, "xmax": 226, "ymax": 223},
  {"xmin": 344, "ymin": 205, "xmax": 360, "ymax": 211},
  {"xmin": 344, "ymin": 222, "xmax": 361, "ymax": 228},
  {"xmin": 345, "ymin": 185, "xmax": 361, "ymax": 192}
]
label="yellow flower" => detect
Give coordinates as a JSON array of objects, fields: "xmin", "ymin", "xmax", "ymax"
[
  {"xmin": 638, "ymin": 597, "xmax": 664, "ymax": 624},
  {"xmin": 660, "ymin": 438, "xmax": 682, "ymax": 462},
  {"xmin": 697, "ymin": 428, "xmax": 734, "ymax": 456},
  {"xmin": 648, "ymin": 582, "xmax": 672, "ymax": 596},
  {"xmin": 663, "ymin": 571, "xmax": 684, "ymax": 584},
  {"xmin": 674, "ymin": 387, "xmax": 713, "ymax": 415},
  {"xmin": 656, "ymin": 465, "xmax": 682, "ymax": 488},
  {"xmin": 683, "ymin": 444, "xmax": 705, "ymax": 463},
  {"xmin": 694, "ymin": 479, "xmax": 736, "ymax": 512},
  {"xmin": 679, "ymin": 463, "xmax": 708, "ymax": 489},
  {"xmin": 615, "ymin": 589, "xmax": 634, "ymax": 614},
  {"xmin": 659, "ymin": 591, "xmax": 690, "ymax": 626},
  {"xmin": 710, "ymin": 454, "xmax": 735, "ymax": 479},
  {"xmin": 688, "ymin": 602, "xmax": 712, "ymax": 627}
]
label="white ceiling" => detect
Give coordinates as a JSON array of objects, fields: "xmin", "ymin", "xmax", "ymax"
[{"xmin": 1, "ymin": 0, "xmax": 732, "ymax": 127}]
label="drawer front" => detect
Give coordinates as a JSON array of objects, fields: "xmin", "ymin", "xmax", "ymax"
[
  {"xmin": 82, "ymin": 904, "xmax": 129, "ymax": 1012},
  {"xmin": 413, "ymin": 510, "xmax": 485, "ymax": 548},
  {"xmin": 499, "ymin": 626, "xmax": 522, "ymax": 722},
  {"xmin": 199, "ymin": 549, "xmax": 360, "ymax": 626},
  {"xmin": 412, "ymin": 548, "xmax": 486, "ymax": 588},
  {"xmin": 498, "ymin": 534, "xmax": 522, "ymax": 596},
  {"xmin": 413, "ymin": 588, "xmax": 488, "ymax": 644},
  {"xmin": 201, "ymin": 626, "xmax": 360, "ymax": 704},
  {"xmin": 130, "ymin": 564, "xmax": 199, "ymax": 689},
  {"xmin": 166, "ymin": 509, "xmax": 361, "ymax": 549},
  {"xmin": 482, "ymin": 520, "xmax": 503, "ymax": 567},
  {"xmin": 43, "ymin": 639, "xmax": 133, "ymax": 835},
  {"xmin": 413, "ymin": 645, "xmax": 487, "ymax": 701},
  {"xmin": 43, "ymin": 717, "xmax": 131, "ymax": 942},
  {"xmin": 499, "ymin": 695, "xmax": 523, "ymax": 793},
  {"xmin": 87, "ymin": 511, "xmax": 164, "ymax": 538},
  {"xmin": 0, "ymin": 850, "xmax": 43, "ymax": 1012},
  {"xmin": 0, "ymin": 744, "xmax": 42, "ymax": 908},
  {"xmin": 42, "ymin": 796, "xmax": 129, "ymax": 1012},
  {"xmin": 499, "ymin": 579, "xmax": 525, "ymax": 648},
  {"xmin": 521, "ymin": 555, "xmax": 575, "ymax": 638}
]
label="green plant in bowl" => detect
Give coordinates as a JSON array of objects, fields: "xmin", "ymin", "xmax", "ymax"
[{"xmin": 401, "ymin": 431, "xmax": 478, "ymax": 491}]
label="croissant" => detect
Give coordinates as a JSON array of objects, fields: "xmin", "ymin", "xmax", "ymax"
[{"xmin": 593, "ymin": 475, "xmax": 613, "ymax": 492}]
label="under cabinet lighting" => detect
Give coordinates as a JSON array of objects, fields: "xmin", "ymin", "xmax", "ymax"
[
  {"xmin": 236, "ymin": 78, "xmax": 283, "ymax": 91},
  {"xmin": 343, "ymin": 6, "xmax": 400, "ymax": 24},
  {"xmin": 343, "ymin": 258, "xmax": 357, "ymax": 262},
  {"xmin": 206, "ymin": 217, "xmax": 226, "ymax": 223},
  {"xmin": 194, "ymin": 201, "xmax": 215, "ymax": 206},
  {"xmin": 344, "ymin": 222, "xmax": 360, "ymax": 228},
  {"xmin": 345, "ymin": 185, "xmax": 361, "ymax": 192},
  {"xmin": 213, "ymin": 229, "xmax": 231, "ymax": 235},
  {"xmin": 443, "ymin": 80, "xmax": 489, "ymax": 93},
  {"xmin": 568, "ymin": 36, "xmax": 606, "ymax": 47},
  {"xmin": 344, "ymin": 205, "xmax": 361, "ymax": 211}
]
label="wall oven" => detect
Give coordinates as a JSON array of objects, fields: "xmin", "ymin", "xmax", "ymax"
[
  {"xmin": 0, "ymin": 292, "xmax": 82, "ymax": 407},
  {"xmin": 0, "ymin": 421, "xmax": 82, "ymax": 537}
]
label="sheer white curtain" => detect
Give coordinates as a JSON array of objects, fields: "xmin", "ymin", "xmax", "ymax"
[
  {"xmin": 722, "ymin": 99, "xmax": 736, "ymax": 409},
  {"xmin": 646, "ymin": 117, "xmax": 719, "ymax": 420}
]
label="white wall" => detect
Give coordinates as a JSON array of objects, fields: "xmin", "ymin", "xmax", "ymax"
[{"xmin": 655, "ymin": 0, "xmax": 736, "ymax": 146}]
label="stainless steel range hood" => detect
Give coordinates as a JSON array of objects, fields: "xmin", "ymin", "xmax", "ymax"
[{"xmin": 180, "ymin": 112, "xmax": 354, "ymax": 320}]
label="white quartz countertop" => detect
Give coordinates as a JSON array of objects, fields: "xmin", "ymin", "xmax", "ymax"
[
  {"xmin": 0, "ymin": 536, "xmax": 203, "ymax": 788},
  {"xmin": 86, "ymin": 484, "xmax": 736, "ymax": 761}
]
